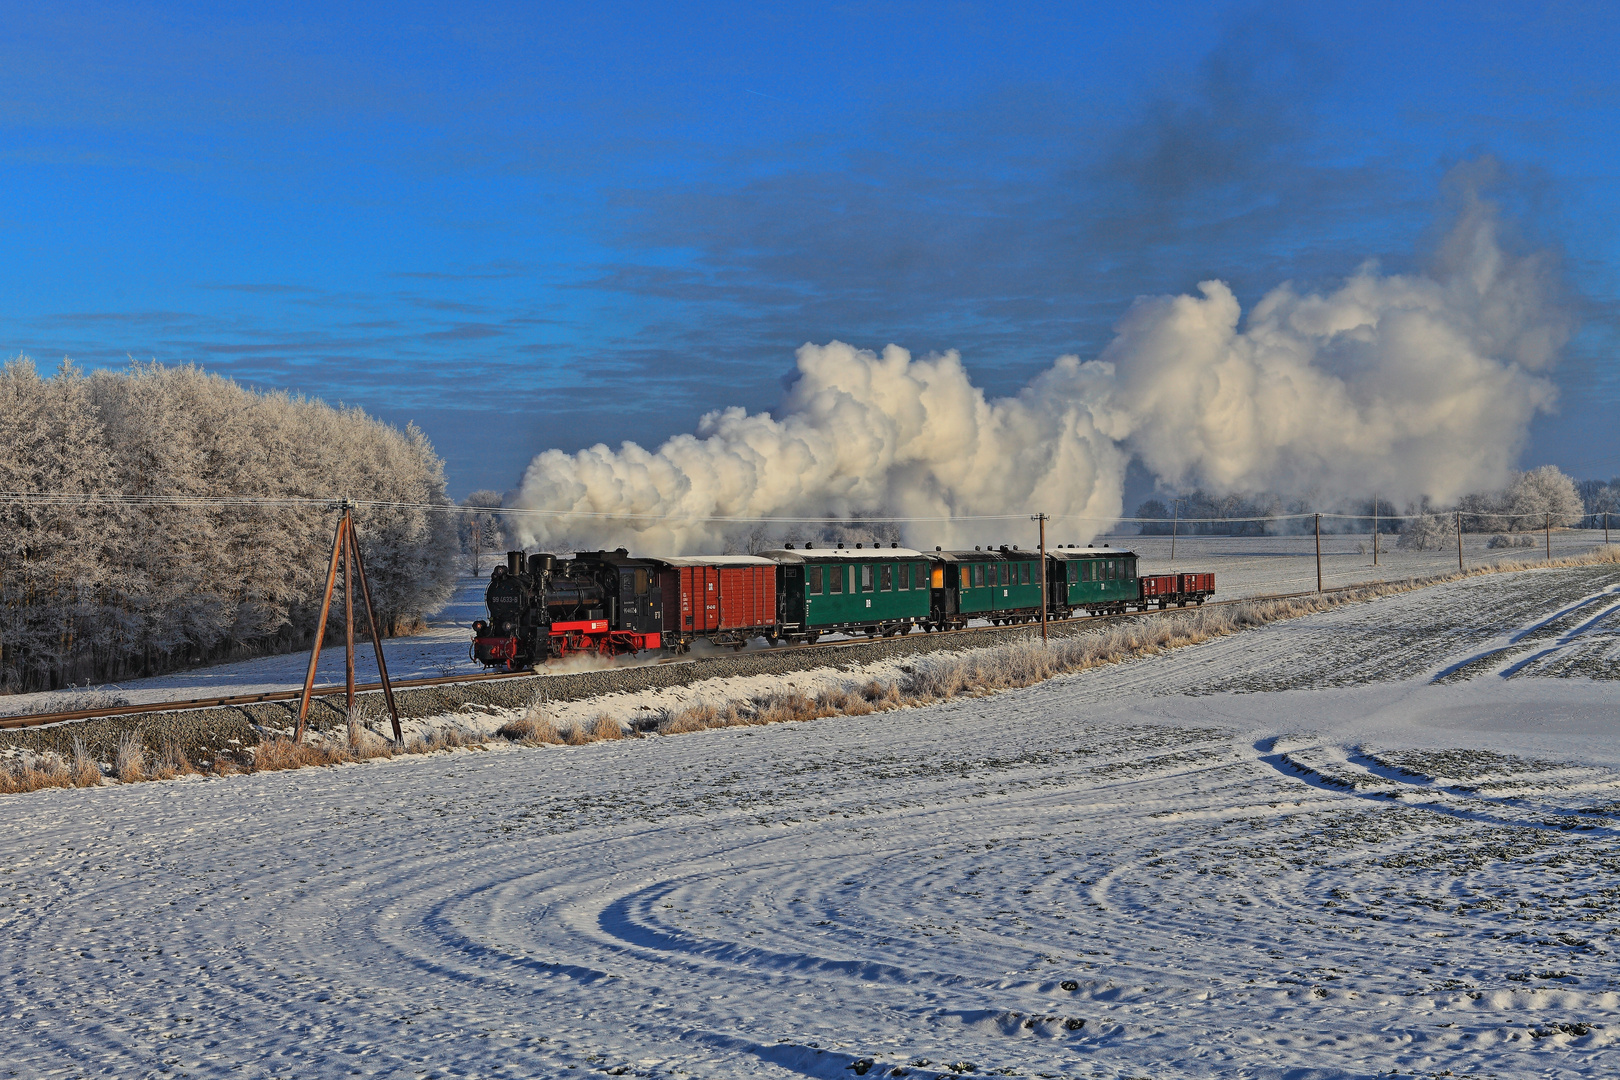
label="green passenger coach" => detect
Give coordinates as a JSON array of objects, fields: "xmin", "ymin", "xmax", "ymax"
[
  {"xmin": 759, "ymin": 543, "xmax": 931, "ymax": 642},
  {"xmin": 1046, "ymin": 546, "xmax": 1140, "ymax": 616},
  {"xmin": 926, "ymin": 546, "xmax": 1046, "ymax": 630}
]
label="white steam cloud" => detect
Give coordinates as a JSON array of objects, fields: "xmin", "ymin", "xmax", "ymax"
[{"xmin": 513, "ymin": 196, "xmax": 1569, "ymax": 554}]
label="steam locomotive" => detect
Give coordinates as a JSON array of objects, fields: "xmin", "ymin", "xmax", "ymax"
[{"xmin": 472, "ymin": 542, "xmax": 1214, "ymax": 669}]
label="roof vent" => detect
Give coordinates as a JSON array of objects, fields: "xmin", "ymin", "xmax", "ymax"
[
  {"xmin": 805, "ymin": 541, "xmax": 813, "ymax": 549},
  {"xmin": 784, "ymin": 542, "xmax": 794, "ymax": 549},
  {"xmin": 891, "ymin": 541, "xmax": 898, "ymax": 548},
  {"xmin": 975, "ymin": 545, "xmax": 981, "ymax": 551},
  {"xmin": 855, "ymin": 542, "xmax": 863, "ymax": 548},
  {"xmin": 999, "ymin": 544, "xmax": 1008, "ymax": 551},
  {"xmin": 1088, "ymin": 543, "xmax": 1094, "ymax": 548},
  {"xmin": 935, "ymin": 546, "xmax": 942, "ymax": 551},
  {"xmin": 837, "ymin": 541, "xmax": 843, "ymax": 548},
  {"xmin": 1012, "ymin": 545, "xmax": 1018, "ymax": 550}
]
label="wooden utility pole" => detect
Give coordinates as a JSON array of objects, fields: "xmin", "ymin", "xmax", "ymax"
[
  {"xmin": 1456, "ymin": 510, "xmax": 1464, "ymax": 571},
  {"xmin": 1034, "ymin": 513, "xmax": 1049, "ymax": 643},
  {"xmin": 1372, "ymin": 494, "xmax": 1379, "ymax": 566},
  {"xmin": 1545, "ymin": 512, "xmax": 1552, "ymax": 564},
  {"xmin": 295, "ymin": 500, "xmax": 402, "ymax": 745},
  {"xmin": 343, "ymin": 521, "xmax": 357, "ymax": 745},
  {"xmin": 1170, "ymin": 499, "xmax": 1179, "ymax": 563},
  {"xmin": 1314, "ymin": 513, "xmax": 1323, "ymax": 593}
]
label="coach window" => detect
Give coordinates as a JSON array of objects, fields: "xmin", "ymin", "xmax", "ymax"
[
  {"xmin": 809, "ymin": 565, "xmax": 823, "ymax": 594},
  {"xmin": 829, "ymin": 565, "xmax": 843, "ymax": 593},
  {"xmin": 880, "ymin": 564, "xmax": 893, "ymax": 591},
  {"xmin": 858, "ymin": 564, "xmax": 871, "ymax": 592},
  {"xmin": 972, "ymin": 564, "xmax": 984, "ymax": 588},
  {"xmin": 897, "ymin": 563, "xmax": 909, "ymax": 590},
  {"xmin": 999, "ymin": 563, "xmax": 1008, "ymax": 586}
]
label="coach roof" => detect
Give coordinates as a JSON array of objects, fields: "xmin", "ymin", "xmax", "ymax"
[{"xmin": 758, "ymin": 546, "xmax": 926, "ymax": 564}]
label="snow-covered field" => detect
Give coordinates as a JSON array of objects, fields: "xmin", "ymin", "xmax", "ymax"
[{"xmin": 4, "ymin": 564, "xmax": 1620, "ymax": 1079}]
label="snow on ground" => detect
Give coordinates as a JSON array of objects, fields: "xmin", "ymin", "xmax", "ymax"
[{"xmin": 4, "ymin": 565, "xmax": 1620, "ymax": 1077}]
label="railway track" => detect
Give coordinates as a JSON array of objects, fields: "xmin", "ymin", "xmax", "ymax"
[{"xmin": 0, "ymin": 586, "xmax": 1336, "ymax": 731}]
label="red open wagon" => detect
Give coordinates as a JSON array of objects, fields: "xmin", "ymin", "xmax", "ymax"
[{"xmin": 648, "ymin": 555, "xmax": 778, "ymax": 652}]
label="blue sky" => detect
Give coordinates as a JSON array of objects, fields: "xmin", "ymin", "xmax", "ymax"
[{"xmin": 3, "ymin": 1, "xmax": 1617, "ymax": 498}]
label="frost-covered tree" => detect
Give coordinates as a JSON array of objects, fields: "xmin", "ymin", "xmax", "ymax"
[
  {"xmin": 0, "ymin": 358, "xmax": 459, "ymax": 691},
  {"xmin": 1459, "ymin": 466, "xmax": 1583, "ymax": 532},
  {"xmin": 1135, "ymin": 499, "xmax": 1171, "ymax": 535},
  {"xmin": 459, "ymin": 490, "xmax": 506, "ymax": 574},
  {"xmin": 1397, "ymin": 512, "xmax": 1455, "ymax": 551}
]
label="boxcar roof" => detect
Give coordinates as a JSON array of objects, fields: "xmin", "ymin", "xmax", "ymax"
[
  {"xmin": 643, "ymin": 554, "xmax": 779, "ymax": 568},
  {"xmin": 758, "ymin": 546, "xmax": 927, "ymax": 564}
]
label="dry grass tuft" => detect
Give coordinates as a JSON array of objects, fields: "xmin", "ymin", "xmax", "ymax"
[
  {"xmin": 754, "ymin": 691, "xmax": 822, "ymax": 725},
  {"xmin": 0, "ymin": 752, "xmax": 75, "ymax": 793},
  {"xmin": 116, "ymin": 731, "xmax": 147, "ymax": 783},
  {"xmin": 71, "ymin": 737, "xmax": 103, "ymax": 787},
  {"xmin": 252, "ymin": 737, "xmax": 348, "ymax": 772},
  {"xmin": 498, "ymin": 699, "xmax": 569, "ymax": 744},
  {"xmin": 349, "ymin": 732, "xmax": 397, "ymax": 761},
  {"xmin": 589, "ymin": 714, "xmax": 624, "ymax": 740},
  {"xmin": 656, "ymin": 702, "xmax": 717, "ymax": 734}
]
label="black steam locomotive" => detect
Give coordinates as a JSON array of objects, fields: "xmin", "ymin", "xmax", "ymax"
[{"xmin": 472, "ymin": 549, "xmax": 664, "ymax": 666}]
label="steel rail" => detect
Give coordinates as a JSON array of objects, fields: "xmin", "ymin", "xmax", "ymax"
[{"xmin": 0, "ymin": 580, "xmax": 1387, "ymax": 731}]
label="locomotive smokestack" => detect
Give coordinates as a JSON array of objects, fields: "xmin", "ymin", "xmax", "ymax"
[{"xmin": 507, "ymin": 551, "xmax": 524, "ymax": 576}]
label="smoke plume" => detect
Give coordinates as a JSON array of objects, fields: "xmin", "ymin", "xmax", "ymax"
[
  {"xmin": 513, "ymin": 343, "xmax": 1127, "ymax": 553},
  {"xmin": 512, "ymin": 192, "xmax": 1569, "ymax": 553}
]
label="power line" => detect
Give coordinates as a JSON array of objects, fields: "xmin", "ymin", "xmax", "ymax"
[{"xmin": 0, "ymin": 491, "xmax": 1599, "ymax": 527}]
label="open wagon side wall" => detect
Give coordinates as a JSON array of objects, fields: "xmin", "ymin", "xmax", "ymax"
[{"xmin": 653, "ymin": 558, "xmax": 778, "ymax": 650}]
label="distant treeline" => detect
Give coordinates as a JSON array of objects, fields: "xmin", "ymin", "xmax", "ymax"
[
  {"xmin": 1137, "ymin": 466, "xmax": 1607, "ymax": 540},
  {"xmin": 0, "ymin": 359, "xmax": 459, "ymax": 693}
]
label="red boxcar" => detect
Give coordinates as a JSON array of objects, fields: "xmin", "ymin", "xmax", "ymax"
[
  {"xmin": 1139, "ymin": 573, "xmax": 1179, "ymax": 602},
  {"xmin": 650, "ymin": 555, "xmax": 778, "ymax": 652},
  {"xmin": 1178, "ymin": 572, "xmax": 1215, "ymax": 602}
]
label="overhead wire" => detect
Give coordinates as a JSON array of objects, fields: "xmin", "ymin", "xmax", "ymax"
[{"xmin": 0, "ymin": 491, "xmax": 1608, "ymax": 527}]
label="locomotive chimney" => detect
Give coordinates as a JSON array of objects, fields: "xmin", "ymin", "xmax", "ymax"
[{"xmin": 507, "ymin": 551, "xmax": 524, "ymax": 576}]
